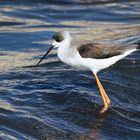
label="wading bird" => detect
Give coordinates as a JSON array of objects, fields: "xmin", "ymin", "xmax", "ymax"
[{"xmin": 37, "ymin": 31, "xmax": 139, "ymax": 113}]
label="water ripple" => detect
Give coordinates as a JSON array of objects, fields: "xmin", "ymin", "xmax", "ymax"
[{"xmin": 0, "ymin": 0, "xmax": 140, "ymax": 140}]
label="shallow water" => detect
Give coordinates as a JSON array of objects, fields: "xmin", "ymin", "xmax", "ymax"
[{"xmin": 0, "ymin": 0, "xmax": 140, "ymax": 140}]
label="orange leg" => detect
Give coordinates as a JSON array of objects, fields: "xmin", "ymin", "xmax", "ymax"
[{"xmin": 93, "ymin": 73, "xmax": 110, "ymax": 113}]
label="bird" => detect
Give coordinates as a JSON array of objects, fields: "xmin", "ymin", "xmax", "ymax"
[{"xmin": 37, "ymin": 31, "xmax": 139, "ymax": 113}]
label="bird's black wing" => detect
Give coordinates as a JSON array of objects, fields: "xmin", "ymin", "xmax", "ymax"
[{"xmin": 78, "ymin": 43, "xmax": 136, "ymax": 59}]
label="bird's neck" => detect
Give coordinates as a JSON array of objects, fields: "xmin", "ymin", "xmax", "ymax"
[{"xmin": 57, "ymin": 40, "xmax": 77, "ymax": 63}]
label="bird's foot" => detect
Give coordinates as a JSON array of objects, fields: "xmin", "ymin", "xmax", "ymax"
[{"xmin": 100, "ymin": 103, "xmax": 110, "ymax": 114}]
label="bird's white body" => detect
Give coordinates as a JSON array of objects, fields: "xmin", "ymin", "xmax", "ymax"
[{"xmin": 56, "ymin": 32, "xmax": 137, "ymax": 74}]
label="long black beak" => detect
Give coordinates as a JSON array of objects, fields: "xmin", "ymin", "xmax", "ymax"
[{"xmin": 37, "ymin": 45, "xmax": 55, "ymax": 66}]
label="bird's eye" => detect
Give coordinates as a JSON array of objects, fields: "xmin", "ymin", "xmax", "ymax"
[{"xmin": 55, "ymin": 38, "xmax": 62, "ymax": 42}]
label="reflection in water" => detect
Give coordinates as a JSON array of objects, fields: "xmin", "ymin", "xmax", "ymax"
[
  {"xmin": 73, "ymin": 110, "xmax": 109, "ymax": 140},
  {"xmin": 0, "ymin": 0, "xmax": 140, "ymax": 140},
  {"xmin": 90, "ymin": 113, "xmax": 106, "ymax": 140}
]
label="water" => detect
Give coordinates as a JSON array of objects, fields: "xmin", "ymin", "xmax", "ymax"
[{"xmin": 0, "ymin": 0, "xmax": 140, "ymax": 140}]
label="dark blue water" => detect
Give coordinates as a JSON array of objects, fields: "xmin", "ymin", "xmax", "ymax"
[{"xmin": 0, "ymin": 0, "xmax": 140, "ymax": 140}]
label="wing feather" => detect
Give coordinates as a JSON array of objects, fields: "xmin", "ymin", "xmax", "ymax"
[{"xmin": 78, "ymin": 43, "xmax": 137, "ymax": 59}]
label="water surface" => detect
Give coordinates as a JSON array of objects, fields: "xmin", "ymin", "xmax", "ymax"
[{"xmin": 0, "ymin": 0, "xmax": 140, "ymax": 140}]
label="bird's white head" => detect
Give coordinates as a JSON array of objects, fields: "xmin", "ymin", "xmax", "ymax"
[
  {"xmin": 36, "ymin": 31, "xmax": 71, "ymax": 65},
  {"xmin": 52, "ymin": 31, "xmax": 71, "ymax": 48}
]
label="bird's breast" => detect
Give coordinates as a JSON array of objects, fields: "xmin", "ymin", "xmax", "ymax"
[
  {"xmin": 57, "ymin": 47, "xmax": 89, "ymax": 70},
  {"xmin": 57, "ymin": 47, "xmax": 70, "ymax": 62},
  {"xmin": 57, "ymin": 47, "xmax": 79, "ymax": 66}
]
